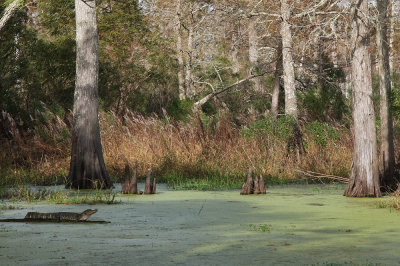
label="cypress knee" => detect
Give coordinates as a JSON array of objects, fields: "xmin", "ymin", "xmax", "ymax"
[
  {"xmin": 130, "ymin": 162, "xmax": 138, "ymax": 194},
  {"xmin": 121, "ymin": 163, "xmax": 130, "ymax": 194},
  {"xmin": 240, "ymin": 167, "xmax": 254, "ymax": 195},
  {"xmin": 151, "ymin": 177, "xmax": 157, "ymax": 194},
  {"xmin": 254, "ymin": 176, "xmax": 260, "ymax": 194},
  {"xmin": 259, "ymin": 174, "xmax": 266, "ymax": 194},
  {"xmin": 144, "ymin": 167, "xmax": 152, "ymax": 194}
]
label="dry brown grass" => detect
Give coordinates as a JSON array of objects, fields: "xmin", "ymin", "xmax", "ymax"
[{"xmin": 0, "ymin": 110, "xmax": 357, "ymax": 187}]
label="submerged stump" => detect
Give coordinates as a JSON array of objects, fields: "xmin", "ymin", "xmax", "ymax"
[
  {"xmin": 144, "ymin": 167, "xmax": 156, "ymax": 195},
  {"xmin": 121, "ymin": 162, "xmax": 139, "ymax": 194},
  {"xmin": 240, "ymin": 168, "xmax": 266, "ymax": 195}
]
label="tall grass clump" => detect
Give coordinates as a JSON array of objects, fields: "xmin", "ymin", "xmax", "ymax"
[{"xmin": 0, "ymin": 106, "xmax": 364, "ymax": 189}]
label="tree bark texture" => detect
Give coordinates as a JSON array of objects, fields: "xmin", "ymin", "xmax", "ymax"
[
  {"xmin": 67, "ymin": 0, "xmax": 112, "ymax": 189},
  {"xmin": 185, "ymin": 6, "xmax": 194, "ymax": 98},
  {"xmin": 231, "ymin": 31, "xmax": 240, "ymax": 74},
  {"xmin": 121, "ymin": 162, "xmax": 138, "ymax": 194},
  {"xmin": 377, "ymin": 0, "xmax": 396, "ymax": 190},
  {"xmin": 0, "ymin": 0, "xmax": 20, "ymax": 33},
  {"xmin": 280, "ymin": 0, "xmax": 298, "ymax": 118},
  {"xmin": 240, "ymin": 168, "xmax": 266, "ymax": 195},
  {"xmin": 389, "ymin": 0, "xmax": 396, "ymax": 71},
  {"xmin": 271, "ymin": 39, "xmax": 282, "ymax": 119},
  {"xmin": 144, "ymin": 167, "xmax": 156, "ymax": 194},
  {"xmin": 248, "ymin": 17, "xmax": 264, "ymax": 92},
  {"xmin": 345, "ymin": 0, "xmax": 381, "ymax": 197},
  {"xmin": 176, "ymin": 0, "xmax": 186, "ymax": 100}
]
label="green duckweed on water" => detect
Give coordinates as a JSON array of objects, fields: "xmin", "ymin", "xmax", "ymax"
[{"xmin": 0, "ymin": 184, "xmax": 399, "ymax": 265}]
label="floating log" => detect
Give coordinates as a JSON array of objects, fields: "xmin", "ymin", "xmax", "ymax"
[{"xmin": 0, "ymin": 219, "xmax": 109, "ymax": 224}]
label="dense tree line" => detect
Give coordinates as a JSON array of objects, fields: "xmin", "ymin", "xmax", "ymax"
[{"xmin": 1, "ymin": 0, "xmax": 400, "ymax": 196}]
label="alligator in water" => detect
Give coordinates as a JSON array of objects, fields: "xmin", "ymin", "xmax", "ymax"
[{"xmin": 24, "ymin": 209, "xmax": 98, "ymax": 222}]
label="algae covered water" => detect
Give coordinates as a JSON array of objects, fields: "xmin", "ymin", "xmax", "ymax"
[{"xmin": 0, "ymin": 184, "xmax": 399, "ymax": 265}]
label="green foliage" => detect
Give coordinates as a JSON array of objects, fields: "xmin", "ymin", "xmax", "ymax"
[
  {"xmin": 301, "ymin": 87, "xmax": 348, "ymax": 122},
  {"xmin": 299, "ymin": 54, "xmax": 348, "ymax": 122},
  {"xmin": 391, "ymin": 72, "xmax": 400, "ymax": 118},
  {"xmin": 305, "ymin": 121, "xmax": 340, "ymax": 147},
  {"xmin": 241, "ymin": 115, "xmax": 296, "ymax": 141},
  {"xmin": 166, "ymin": 99, "xmax": 194, "ymax": 121},
  {"xmin": 0, "ymin": 6, "xmax": 75, "ymax": 135},
  {"xmin": 97, "ymin": 0, "xmax": 178, "ymax": 115},
  {"xmin": 37, "ymin": 0, "xmax": 75, "ymax": 37},
  {"xmin": 249, "ymin": 224, "xmax": 272, "ymax": 233}
]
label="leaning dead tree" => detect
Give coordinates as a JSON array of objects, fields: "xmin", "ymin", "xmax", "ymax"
[
  {"xmin": 193, "ymin": 71, "xmax": 271, "ymax": 111},
  {"xmin": 0, "ymin": 0, "xmax": 21, "ymax": 33},
  {"xmin": 240, "ymin": 168, "xmax": 266, "ymax": 195}
]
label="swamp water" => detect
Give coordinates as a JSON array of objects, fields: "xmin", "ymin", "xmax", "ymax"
[{"xmin": 0, "ymin": 184, "xmax": 400, "ymax": 265}]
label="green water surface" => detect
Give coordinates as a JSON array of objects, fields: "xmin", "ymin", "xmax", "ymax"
[{"xmin": 0, "ymin": 184, "xmax": 399, "ymax": 265}]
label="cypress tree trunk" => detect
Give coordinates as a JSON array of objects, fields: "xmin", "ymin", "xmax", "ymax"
[
  {"xmin": 67, "ymin": 0, "xmax": 112, "ymax": 189},
  {"xmin": 344, "ymin": 0, "xmax": 381, "ymax": 197},
  {"xmin": 377, "ymin": 0, "xmax": 396, "ymax": 191},
  {"xmin": 280, "ymin": 0, "xmax": 297, "ymax": 118}
]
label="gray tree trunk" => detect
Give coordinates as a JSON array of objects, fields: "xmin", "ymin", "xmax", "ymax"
[
  {"xmin": 185, "ymin": 5, "xmax": 194, "ymax": 98},
  {"xmin": 389, "ymin": 0, "xmax": 396, "ymax": 71},
  {"xmin": 0, "ymin": 0, "xmax": 20, "ymax": 33},
  {"xmin": 280, "ymin": 0, "xmax": 298, "ymax": 118},
  {"xmin": 271, "ymin": 39, "xmax": 282, "ymax": 119},
  {"xmin": 377, "ymin": 0, "xmax": 396, "ymax": 191},
  {"xmin": 176, "ymin": 0, "xmax": 186, "ymax": 100},
  {"xmin": 67, "ymin": 0, "xmax": 112, "ymax": 189},
  {"xmin": 248, "ymin": 17, "xmax": 263, "ymax": 92},
  {"xmin": 344, "ymin": 0, "xmax": 381, "ymax": 197},
  {"xmin": 231, "ymin": 31, "xmax": 240, "ymax": 74}
]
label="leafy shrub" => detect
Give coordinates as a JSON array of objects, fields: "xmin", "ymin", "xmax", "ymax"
[
  {"xmin": 241, "ymin": 115, "xmax": 296, "ymax": 141},
  {"xmin": 305, "ymin": 121, "xmax": 340, "ymax": 147},
  {"xmin": 166, "ymin": 99, "xmax": 194, "ymax": 121}
]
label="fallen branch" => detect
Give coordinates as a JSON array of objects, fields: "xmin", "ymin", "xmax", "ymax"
[
  {"xmin": 193, "ymin": 70, "xmax": 272, "ymax": 110},
  {"xmin": 292, "ymin": 168, "xmax": 349, "ymax": 183}
]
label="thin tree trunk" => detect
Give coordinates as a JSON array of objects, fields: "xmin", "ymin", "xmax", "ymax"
[
  {"xmin": 377, "ymin": 0, "xmax": 396, "ymax": 191},
  {"xmin": 248, "ymin": 16, "xmax": 263, "ymax": 92},
  {"xmin": 231, "ymin": 31, "xmax": 240, "ymax": 74},
  {"xmin": 330, "ymin": 21, "xmax": 338, "ymax": 68},
  {"xmin": 176, "ymin": 0, "xmax": 186, "ymax": 100},
  {"xmin": 67, "ymin": 0, "xmax": 112, "ymax": 189},
  {"xmin": 0, "ymin": 0, "xmax": 20, "ymax": 33},
  {"xmin": 271, "ymin": 39, "xmax": 282, "ymax": 119},
  {"xmin": 185, "ymin": 6, "xmax": 194, "ymax": 98},
  {"xmin": 344, "ymin": 0, "xmax": 381, "ymax": 197},
  {"xmin": 280, "ymin": 0, "xmax": 298, "ymax": 118}
]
